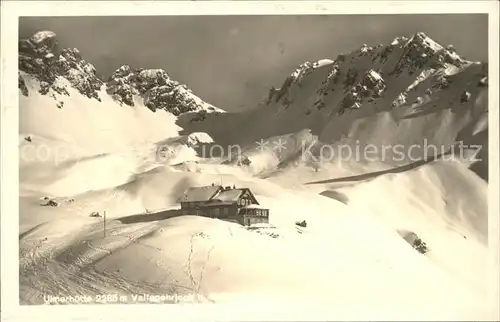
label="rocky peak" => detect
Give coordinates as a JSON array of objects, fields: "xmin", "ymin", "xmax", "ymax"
[
  {"xmin": 390, "ymin": 36, "xmax": 410, "ymax": 46},
  {"xmin": 389, "ymin": 32, "xmax": 466, "ymax": 76},
  {"xmin": 108, "ymin": 66, "xmax": 177, "ymax": 97},
  {"xmin": 18, "ymin": 31, "xmax": 223, "ymax": 116},
  {"xmin": 290, "ymin": 62, "xmax": 315, "ymax": 83},
  {"xmin": 19, "ymin": 31, "xmax": 58, "ymax": 56},
  {"xmin": 408, "ymin": 32, "xmax": 439, "ymax": 49},
  {"xmin": 106, "ymin": 65, "xmax": 220, "ymax": 116},
  {"xmin": 356, "ymin": 43, "xmax": 376, "ymax": 56},
  {"xmin": 265, "ymin": 32, "xmax": 483, "ymax": 117},
  {"xmin": 19, "ymin": 31, "xmax": 103, "ymax": 102},
  {"xmin": 266, "ymin": 59, "xmax": 335, "ymax": 108}
]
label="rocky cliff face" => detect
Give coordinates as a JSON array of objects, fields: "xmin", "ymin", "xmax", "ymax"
[
  {"xmin": 106, "ymin": 65, "xmax": 221, "ymax": 115},
  {"xmin": 18, "ymin": 31, "xmax": 223, "ymax": 116}
]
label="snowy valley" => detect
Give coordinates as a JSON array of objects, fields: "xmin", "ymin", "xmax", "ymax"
[{"xmin": 18, "ymin": 30, "xmax": 495, "ymax": 320}]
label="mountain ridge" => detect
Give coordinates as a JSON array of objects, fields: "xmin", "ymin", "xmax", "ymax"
[
  {"xmin": 18, "ymin": 30, "xmax": 487, "ymax": 119},
  {"xmin": 18, "ymin": 30, "xmax": 224, "ymax": 116},
  {"xmin": 175, "ymin": 32, "xmax": 488, "ymax": 180},
  {"xmin": 265, "ymin": 31, "xmax": 484, "ymax": 115},
  {"xmin": 18, "ymin": 29, "xmax": 489, "ymax": 180}
]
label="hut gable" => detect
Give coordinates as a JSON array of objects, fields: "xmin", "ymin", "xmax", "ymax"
[{"xmin": 211, "ymin": 188, "xmax": 259, "ymax": 205}]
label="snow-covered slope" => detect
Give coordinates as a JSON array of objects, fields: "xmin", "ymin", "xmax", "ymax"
[
  {"xmin": 17, "ymin": 30, "xmax": 496, "ymax": 320},
  {"xmin": 19, "ymin": 161, "xmax": 496, "ymax": 319},
  {"xmin": 19, "ymin": 30, "xmax": 220, "ymax": 195}
]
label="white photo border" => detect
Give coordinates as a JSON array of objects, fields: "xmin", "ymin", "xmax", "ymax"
[{"xmin": 1, "ymin": 1, "xmax": 499, "ymax": 321}]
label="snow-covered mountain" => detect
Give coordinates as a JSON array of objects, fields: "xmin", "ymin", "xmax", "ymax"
[
  {"xmin": 179, "ymin": 32, "xmax": 488, "ymax": 179},
  {"xmin": 17, "ymin": 30, "xmax": 496, "ymax": 320},
  {"xmin": 19, "ymin": 31, "xmax": 224, "ymax": 116}
]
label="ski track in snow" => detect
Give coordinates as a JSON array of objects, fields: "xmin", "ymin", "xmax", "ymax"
[{"xmin": 19, "ymin": 220, "xmax": 194, "ymax": 304}]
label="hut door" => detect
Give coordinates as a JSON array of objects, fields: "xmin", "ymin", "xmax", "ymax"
[{"xmin": 246, "ymin": 218, "xmax": 251, "ymax": 226}]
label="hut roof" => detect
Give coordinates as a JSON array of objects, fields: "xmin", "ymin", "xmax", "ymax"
[
  {"xmin": 213, "ymin": 189, "xmax": 245, "ymax": 202},
  {"xmin": 180, "ymin": 185, "xmax": 261, "ymax": 205},
  {"xmin": 180, "ymin": 185, "xmax": 222, "ymax": 202}
]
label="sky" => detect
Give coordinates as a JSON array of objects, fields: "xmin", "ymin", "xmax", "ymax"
[{"xmin": 19, "ymin": 15, "xmax": 488, "ymax": 112}]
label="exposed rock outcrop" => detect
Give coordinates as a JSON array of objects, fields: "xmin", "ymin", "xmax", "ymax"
[{"xmin": 19, "ymin": 31, "xmax": 103, "ymax": 101}]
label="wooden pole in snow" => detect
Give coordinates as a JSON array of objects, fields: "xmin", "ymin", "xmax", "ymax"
[{"xmin": 103, "ymin": 210, "xmax": 106, "ymax": 237}]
